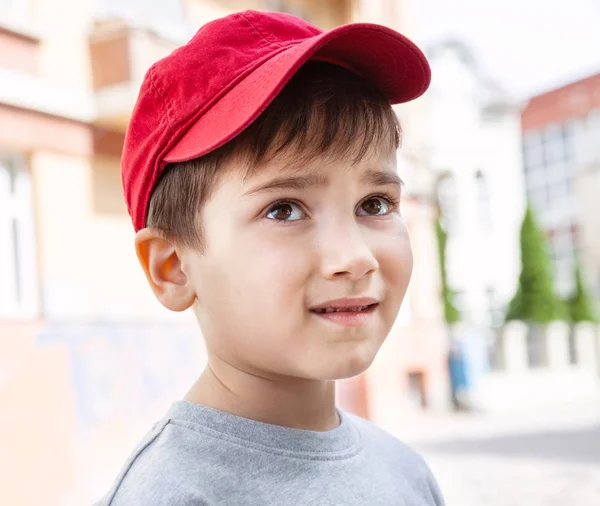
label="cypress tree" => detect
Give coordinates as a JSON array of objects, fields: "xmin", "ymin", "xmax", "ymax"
[
  {"xmin": 436, "ymin": 217, "xmax": 460, "ymax": 324},
  {"xmin": 506, "ymin": 206, "xmax": 567, "ymax": 323},
  {"xmin": 568, "ymin": 259, "xmax": 598, "ymax": 323}
]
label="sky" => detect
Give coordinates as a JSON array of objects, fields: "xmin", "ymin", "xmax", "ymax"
[{"xmin": 412, "ymin": 0, "xmax": 600, "ymax": 99}]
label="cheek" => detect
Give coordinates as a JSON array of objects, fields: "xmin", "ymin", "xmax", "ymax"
[
  {"xmin": 376, "ymin": 226, "xmax": 413, "ymax": 291},
  {"xmin": 204, "ymin": 230, "xmax": 313, "ymax": 315},
  {"xmin": 196, "ymin": 234, "xmax": 314, "ymax": 368}
]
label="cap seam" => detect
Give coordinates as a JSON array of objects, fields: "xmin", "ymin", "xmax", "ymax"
[
  {"xmin": 164, "ymin": 43, "xmax": 296, "ymax": 150},
  {"xmin": 148, "ymin": 65, "xmax": 172, "ymax": 128},
  {"xmin": 141, "ymin": 66, "xmax": 172, "ymax": 230},
  {"xmin": 239, "ymin": 12, "xmax": 287, "ymax": 49}
]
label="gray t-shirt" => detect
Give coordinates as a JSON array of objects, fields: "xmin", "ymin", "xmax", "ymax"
[{"xmin": 95, "ymin": 401, "xmax": 444, "ymax": 505}]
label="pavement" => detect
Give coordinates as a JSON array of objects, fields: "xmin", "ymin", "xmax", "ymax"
[{"xmin": 392, "ymin": 399, "xmax": 600, "ymax": 506}]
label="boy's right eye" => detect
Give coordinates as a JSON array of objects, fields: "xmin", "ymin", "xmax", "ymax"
[{"xmin": 266, "ymin": 202, "xmax": 306, "ymax": 221}]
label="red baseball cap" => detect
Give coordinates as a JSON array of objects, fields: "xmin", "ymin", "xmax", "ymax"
[{"xmin": 122, "ymin": 10, "xmax": 431, "ymax": 232}]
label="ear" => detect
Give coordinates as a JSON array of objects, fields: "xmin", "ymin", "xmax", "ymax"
[{"xmin": 135, "ymin": 228, "xmax": 196, "ymax": 312}]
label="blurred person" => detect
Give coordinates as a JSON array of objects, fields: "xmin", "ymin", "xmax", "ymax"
[{"xmin": 95, "ymin": 10, "xmax": 443, "ymax": 506}]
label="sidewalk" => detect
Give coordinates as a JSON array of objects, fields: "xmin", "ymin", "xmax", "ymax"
[{"xmin": 389, "ymin": 396, "xmax": 600, "ymax": 506}]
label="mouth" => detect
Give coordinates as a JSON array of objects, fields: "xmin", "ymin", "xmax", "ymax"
[
  {"xmin": 309, "ymin": 298, "xmax": 379, "ymax": 327},
  {"xmin": 312, "ymin": 304, "xmax": 377, "ymax": 314}
]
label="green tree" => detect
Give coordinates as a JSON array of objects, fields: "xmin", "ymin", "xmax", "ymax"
[
  {"xmin": 568, "ymin": 259, "xmax": 598, "ymax": 323},
  {"xmin": 506, "ymin": 205, "xmax": 567, "ymax": 323},
  {"xmin": 435, "ymin": 217, "xmax": 460, "ymax": 324}
]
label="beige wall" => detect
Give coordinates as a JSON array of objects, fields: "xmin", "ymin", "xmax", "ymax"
[
  {"xmin": 0, "ymin": 320, "xmax": 205, "ymax": 506},
  {"xmin": 31, "ymin": 150, "xmax": 183, "ymax": 322},
  {"xmin": 36, "ymin": 0, "xmax": 94, "ymax": 91},
  {"xmin": 0, "ymin": 323, "xmax": 78, "ymax": 506}
]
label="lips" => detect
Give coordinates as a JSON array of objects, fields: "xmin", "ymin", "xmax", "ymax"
[
  {"xmin": 309, "ymin": 298, "xmax": 379, "ymax": 328},
  {"xmin": 310, "ymin": 297, "xmax": 379, "ymax": 313},
  {"xmin": 313, "ymin": 305, "xmax": 375, "ymax": 314}
]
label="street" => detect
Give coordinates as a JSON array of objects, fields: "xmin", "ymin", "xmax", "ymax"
[{"xmin": 395, "ymin": 400, "xmax": 600, "ymax": 505}]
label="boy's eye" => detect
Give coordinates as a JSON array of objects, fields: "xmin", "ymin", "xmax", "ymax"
[
  {"xmin": 266, "ymin": 202, "xmax": 306, "ymax": 221},
  {"xmin": 357, "ymin": 197, "xmax": 391, "ymax": 216}
]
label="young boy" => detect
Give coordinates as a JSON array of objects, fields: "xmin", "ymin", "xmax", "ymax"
[{"xmin": 96, "ymin": 9, "xmax": 444, "ymax": 506}]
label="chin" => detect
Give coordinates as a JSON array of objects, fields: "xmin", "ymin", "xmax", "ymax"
[{"xmin": 314, "ymin": 348, "xmax": 379, "ymax": 381}]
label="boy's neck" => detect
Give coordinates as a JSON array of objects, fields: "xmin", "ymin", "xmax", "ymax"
[{"xmin": 183, "ymin": 359, "xmax": 340, "ymax": 432}]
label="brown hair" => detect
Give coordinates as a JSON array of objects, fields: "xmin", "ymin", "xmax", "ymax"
[{"xmin": 146, "ymin": 61, "xmax": 401, "ymax": 249}]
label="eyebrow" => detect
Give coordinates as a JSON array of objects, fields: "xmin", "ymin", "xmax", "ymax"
[
  {"xmin": 244, "ymin": 173, "xmax": 329, "ymax": 196},
  {"xmin": 243, "ymin": 169, "xmax": 403, "ymax": 197},
  {"xmin": 361, "ymin": 170, "xmax": 404, "ymax": 189}
]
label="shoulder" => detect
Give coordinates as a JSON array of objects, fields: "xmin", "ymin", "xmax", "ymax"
[
  {"xmin": 345, "ymin": 411, "xmax": 445, "ymax": 505},
  {"xmin": 345, "ymin": 411, "xmax": 423, "ymax": 462},
  {"xmin": 94, "ymin": 419, "xmax": 211, "ymax": 506}
]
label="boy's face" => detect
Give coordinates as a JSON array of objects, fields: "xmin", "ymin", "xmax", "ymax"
[{"xmin": 181, "ymin": 144, "xmax": 412, "ymax": 381}]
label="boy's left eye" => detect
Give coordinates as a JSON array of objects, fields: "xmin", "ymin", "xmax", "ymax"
[
  {"xmin": 357, "ymin": 197, "xmax": 392, "ymax": 216},
  {"xmin": 266, "ymin": 202, "xmax": 306, "ymax": 221}
]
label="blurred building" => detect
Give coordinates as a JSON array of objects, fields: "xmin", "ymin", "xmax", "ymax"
[
  {"xmin": 0, "ymin": 1, "xmax": 447, "ymax": 504},
  {"xmin": 422, "ymin": 40, "xmax": 526, "ymax": 327},
  {"xmin": 521, "ymin": 72, "xmax": 600, "ymax": 302}
]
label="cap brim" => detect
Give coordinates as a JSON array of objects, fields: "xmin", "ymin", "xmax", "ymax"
[{"xmin": 164, "ymin": 23, "xmax": 430, "ymax": 163}]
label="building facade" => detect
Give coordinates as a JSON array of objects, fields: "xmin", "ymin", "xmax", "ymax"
[
  {"xmin": 422, "ymin": 40, "xmax": 526, "ymax": 327},
  {"xmin": 521, "ymin": 72, "xmax": 600, "ymax": 302}
]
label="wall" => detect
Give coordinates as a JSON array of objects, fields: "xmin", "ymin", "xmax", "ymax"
[
  {"xmin": 426, "ymin": 44, "xmax": 526, "ymax": 324},
  {"xmin": 521, "ymin": 71, "xmax": 600, "ymax": 300},
  {"xmin": 31, "ymin": 149, "xmax": 185, "ymax": 322},
  {"xmin": 479, "ymin": 321, "xmax": 600, "ymax": 412},
  {"xmin": 0, "ymin": 321, "xmax": 205, "ymax": 505}
]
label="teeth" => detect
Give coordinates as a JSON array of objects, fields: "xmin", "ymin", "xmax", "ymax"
[{"xmin": 315, "ymin": 305, "xmax": 371, "ymax": 313}]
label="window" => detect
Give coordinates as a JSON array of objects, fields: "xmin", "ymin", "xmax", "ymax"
[
  {"xmin": 407, "ymin": 371, "xmax": 427, "ymax": 409},
  {"xmin": 548, "ymin": 178, "xmax": 571, "ymax": 205},
  {"xmin": 485, "ymin": 287, "xmax": 503, "ymax": 328},
  {"xmin": 588, "ymin": 108, "xmax": 600, "ymax": 161},
  {"xmin": 548, "ymin": 225, "xmax": 578, "ymax": 297},
  {"xmin": 543, "ymin": 123, "xmax": 568, "ymax": 164},
  {"xmin": 475, "ymin": 170, "xmax": 491, "ymax": 227},
  {"xmin": 565, "ymin": 118, "xmax": 586, "ymax": 161},
  {"xmin": 527, "ymin": 185, "xmax": 550, "ymax": 212},
  {"xmin": 525, "ymin": 164, "xmax": 545, "ymax": 188},
  {"xmin": 523, "ymin": 129, "xmax": 544, "ymax": 170},
  {"xmin": 526, "ymin": 157, "xmax": 575, "ymax": 213},
  {"xmin": 0, "ymin": 155, "xmax": 38, "ymax": 318},
  {"xmin": 452, "ymin": 290, "xmax": 467, "ymax": 320},
  {"xmin": 436, "ymin": 173, "xmax": 458, "ymax": 232},
  {"xmin": 562, "ymin": 119, "xmax": 579, "ymax": 162},
  {"xmin": 524, "ymin": 122, "xmax": 577, "ymax": 172}
]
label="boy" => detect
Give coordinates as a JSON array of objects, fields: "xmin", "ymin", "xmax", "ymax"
[{"xmin": 97, "ymin": 9, "xmax": 444, "ymax": 506}]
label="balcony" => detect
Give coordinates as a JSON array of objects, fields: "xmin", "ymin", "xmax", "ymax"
[
  {"xmin": 88, "ymin": 1, "xmax": 357, "ymax": 131},
  {"xmin": 0, "ymin": 22, "xmax": 40, "ymax": 76},
  {"xmin": 89, "ymin": 19, "xmax": 180, "ymax": 131}
]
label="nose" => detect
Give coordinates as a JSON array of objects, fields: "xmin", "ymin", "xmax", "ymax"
[{"xmin": 318, "ymin": 225, "xmax": 379, "ymax": 281}]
